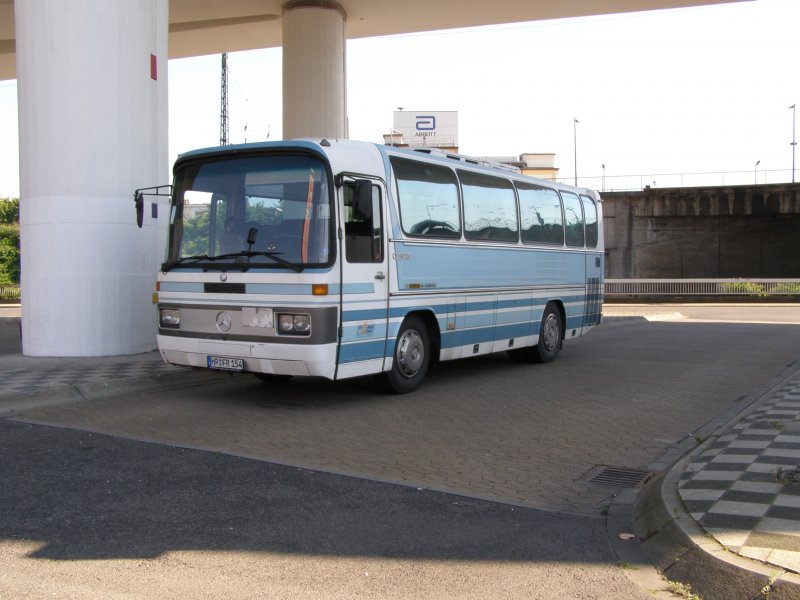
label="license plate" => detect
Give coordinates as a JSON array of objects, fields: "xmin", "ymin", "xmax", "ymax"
[{"xmin": 207, "ymin": 356, "xmax": 244, "ymax": 372}]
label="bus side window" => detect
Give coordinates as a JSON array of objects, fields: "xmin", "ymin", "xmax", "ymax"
[
  {"xmin": 344, "ymin": 182, "xmax": 383, "ymax": 263},
  {"xmin": 460, "ymin": 170, "xmax": 518, "ymax": 242},
  {"xmin": 560, "ymin": 191, "xmax": 585, "ymax": 247},
  {"xmin": 581, "ymin": 195, "xmax": 598, "ymax": 248},
  {"xmin": 390, "ymin": 157, "xmax": 461, "ymax": 239},
  {"xmin": 517, "ymin": 184, "xmax": 564, "ymax": 245}
]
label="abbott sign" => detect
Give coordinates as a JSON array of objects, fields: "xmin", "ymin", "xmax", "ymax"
[{"xmin": 393, "ymin": 110, "xmax": 458, "ymax": 147}]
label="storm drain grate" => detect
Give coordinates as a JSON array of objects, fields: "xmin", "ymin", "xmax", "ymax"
[{"xmin": 587, "ymin": 466, "xmax": 656, "ymax": 488}]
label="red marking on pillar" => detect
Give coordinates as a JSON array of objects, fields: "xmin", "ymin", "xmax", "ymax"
[{"xmin": 150, "ymin": 54, "xmax": 157, "ymax": 81}]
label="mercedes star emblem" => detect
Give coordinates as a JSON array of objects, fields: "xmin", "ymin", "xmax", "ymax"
[{"xmin": 215, "ymin": 311, "xmax": 232, "ymax": 333}]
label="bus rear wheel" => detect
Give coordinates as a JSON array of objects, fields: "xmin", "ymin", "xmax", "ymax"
[
  {"xmin": 383, "ymin": 315, "xmax": 430, "ymax": 394},
  {"xmin": 508, "ymin": 302, "xmax": 562, "ymax": 364}
]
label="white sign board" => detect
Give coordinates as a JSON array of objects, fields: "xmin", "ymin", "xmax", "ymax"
[{"xmin": 393, "ymin": 111, "xmax": 458, "ymax": 147}]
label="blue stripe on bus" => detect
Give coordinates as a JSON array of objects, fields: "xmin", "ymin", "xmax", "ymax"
[
  {"xmin": 340, "ymin": 322, "xmax": 389, "ymax": 343},
  {"xmin": 495, "ymin": 322, "xmax": 536, "ymax": 339},
  {"xmin": 463, "ymin": 311, "xmax": 495, "ymax": 328},
  {"xmin": 342, "ymin": 293, "xmax": 588, "ymax": 325},
  {"xmin": 343, "ymin": 283, "xmax": 376, "ymax": 294},
  {"xmin": 247, "ymin": 283, "xmax": 326, "ymax": 295},
  {"xmin": 338, "ymin": 339, "xmax": 387, "ymax": 363}
]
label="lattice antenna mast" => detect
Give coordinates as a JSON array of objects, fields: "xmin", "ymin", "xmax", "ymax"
[{"xmin": 219, "ymin": 53, "xmax": 230, "ymax": 145}]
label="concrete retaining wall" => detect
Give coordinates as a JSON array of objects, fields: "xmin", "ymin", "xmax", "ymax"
[{"xmin": 603, "ymin": 183, "xmax": 800, "ymax": 278}]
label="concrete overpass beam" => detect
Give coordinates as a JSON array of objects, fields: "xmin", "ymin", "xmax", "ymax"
[
  {"xmin": 282, "ymin": 1, "xmax": 347, "ymax": 140},
  {"xmin": 15, "ymin": 0, "xmax": 169, "ymax": 356}
]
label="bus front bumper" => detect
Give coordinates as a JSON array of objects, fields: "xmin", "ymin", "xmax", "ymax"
[{"xmin": 157, "ymin": 335, "xmax": 338, "ymax": 380}]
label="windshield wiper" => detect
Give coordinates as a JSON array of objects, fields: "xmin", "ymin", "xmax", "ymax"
[
  {"xmin": 162, "ymin": 251, "xmax": 304, "ymax": 273},
  {"xmin": 161, "ymin": 254, "xmax": 215, "ymax": 270},
  {"xmin": 227, "ymin": 251, "xmax": 304, "ymax": 272}
]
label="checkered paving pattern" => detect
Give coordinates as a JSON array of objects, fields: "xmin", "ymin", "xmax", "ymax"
[
  {"xmin": 679, "ymin": 374, "xmax": 800, "ymax": 574},
  {"xmin": 0, "ymin": 360, "xmax": 182, "ymax": 397}
]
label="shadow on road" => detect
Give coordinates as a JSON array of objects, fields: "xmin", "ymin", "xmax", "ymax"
[{"xmin": 0, "ymin": 419, "xmax": 610, "ymax": 563}]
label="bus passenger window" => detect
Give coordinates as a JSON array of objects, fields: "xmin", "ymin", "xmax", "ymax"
[
  {"xmin": 561, "ymin": 191, "xmax": 585, "ymax": 247},
  {"xmin": 581, "ymin": 195, "xmax": 598, "ymax": 248},
  {"xmin": 390, "ymin": 157, "xmax": 461, "ymax": 239},
  {"xmin": 344, "ymin": 182, "xmax": 383, "ymax": 263},
  {"xmin": 517, "ymin": 184, "xmax": 564, "ymax": 245},
  {"xmin": 460, "ymin": 170, "xmax": 518, "ymax": 242}
]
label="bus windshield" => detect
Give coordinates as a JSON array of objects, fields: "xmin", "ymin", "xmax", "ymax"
[{"xmin": 165, "ymin": 154, "xmax": 333, "ymax": 271}]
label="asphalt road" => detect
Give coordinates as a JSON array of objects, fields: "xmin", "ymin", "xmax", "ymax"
[{"xmin": 2, "ymin": 305, "xmax": 800, "ymax": 599}]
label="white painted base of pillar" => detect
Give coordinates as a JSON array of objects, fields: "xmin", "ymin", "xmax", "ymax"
[{"xmin": 21, "ymin": 195, "xmax": 160, "ymax": 356}]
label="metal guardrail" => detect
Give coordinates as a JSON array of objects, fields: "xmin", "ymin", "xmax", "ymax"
[
  {"xmin": 0, "ymin": 284, "xmax": 20, "ymax": 300},
  {"xmin": 3, "ymin": 281, "xmax": 799, "ymax": 301},
  {"xmin": 560, "ymin": 168, "xmax": 797, "ymax": 192},
  {"xmin": 605, "ymin": 279, "xmax": 800, "ymax": 297}
]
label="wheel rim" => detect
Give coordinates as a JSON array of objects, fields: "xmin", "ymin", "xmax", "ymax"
[
  {"xmin": 541, "ymin": 313, "xmax": 560, "ymax": 352},
  {"xmin": 396, "ymin": 329, "xmax": 424, "ymax": 378}
]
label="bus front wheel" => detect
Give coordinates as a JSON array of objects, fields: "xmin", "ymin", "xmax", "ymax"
[{"xmin": 383, "ymin": 315, "xmax": 430, "ymax": 394}]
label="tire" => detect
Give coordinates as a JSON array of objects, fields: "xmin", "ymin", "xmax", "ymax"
[
  {"xmin": 383, "ymin": 315, "xmax": 430, "ymax": 394},
  {"xmin": 508, "ymin": 302, "xmax": 562, "ymax": 364}
]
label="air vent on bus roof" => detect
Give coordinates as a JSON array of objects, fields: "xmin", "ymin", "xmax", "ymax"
[{"xmin": 411, "ymin": 147, "xmax": 520, "ymax": 174}]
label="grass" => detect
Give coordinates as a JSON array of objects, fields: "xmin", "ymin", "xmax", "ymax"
[{"xmin": 666, "ymin": 580, "xmax": 702, "ymax": 600}]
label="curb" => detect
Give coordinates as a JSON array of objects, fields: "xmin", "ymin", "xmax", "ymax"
[
  {"xmin": 633, "ymin": 458, "xmax": 800, "ymax": 600},
  {"xmin": 607, "ymin": 360, "xmax": 800, "ymax": 600}
]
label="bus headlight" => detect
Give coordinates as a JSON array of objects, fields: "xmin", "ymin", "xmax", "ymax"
[
  {"xmin": 277, "ymin": 313, "xmax": 311, "ymax": 336},
  {"xmin": 159, "ymin": 307, "xmax": 181, "ymax": 329}
]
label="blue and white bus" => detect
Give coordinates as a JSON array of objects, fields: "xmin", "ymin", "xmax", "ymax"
[{"xmin": 144, "ymin": 139, "xmax": 603, "ymax": 393}]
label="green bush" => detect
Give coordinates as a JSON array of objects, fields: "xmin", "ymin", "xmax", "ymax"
[
  {"xmin": 772, "ymin": 282, "xmax": 800, "ymax": 294},
  {"xmin": 0, "ymin": 197, "xmax": 19, "ymax": 225},
  {"xmin": 0, "ymin": 198, "xmax": 20, "ymax": 286},
  {"xmin": 718, "ymin": 281, "xmax": 766, "ymax": 296}
]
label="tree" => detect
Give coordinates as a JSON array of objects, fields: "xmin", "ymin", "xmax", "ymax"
[
  {"xmin": 0, "ymin": 197, "xmax": 19, "ymax": 225},
  {"xmin": 0, "ymin": 198, "xmax": 20, "ymax": 285}
]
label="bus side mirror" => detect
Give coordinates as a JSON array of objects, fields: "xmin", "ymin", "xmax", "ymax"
[
  {"xmin": 354, "ymin": 180, "xmax": 373, "ymax": 221},
  {"xmin": 134, "ymin": 191, "xmax": 144, "ymax": 228},
  {"xmin": 247, "ymin": 227, "xmax": 258, "ymax": 246}
]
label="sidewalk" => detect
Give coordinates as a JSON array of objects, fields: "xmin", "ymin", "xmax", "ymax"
[
  {"xmin": 630, "ymin": 363, "xmax": 800, "ymax": 599},
  {"xmin": 0, "ymin": 306, "xmax": 205, "ymax": 417}
]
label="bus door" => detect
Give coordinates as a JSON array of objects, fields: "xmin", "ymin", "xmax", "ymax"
[{"xmin": 337, "ymin": 178, "xmax": 390, "ymax": 379}]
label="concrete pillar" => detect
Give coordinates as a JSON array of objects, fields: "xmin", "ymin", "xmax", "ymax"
[
  {"xmin": 282, "ymin": 0, "xmax": 347, "ymax": 140},
  {"xmin": 15, "ymin": 0, "xmax": 169, "ymax": 356}
]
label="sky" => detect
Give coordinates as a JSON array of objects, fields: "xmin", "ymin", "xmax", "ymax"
[{"xmin": 0, "ymin": 0, "xmax": 798, "ymax": 197}]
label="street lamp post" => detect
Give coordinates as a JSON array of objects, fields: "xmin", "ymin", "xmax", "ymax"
[
  {"xmin": 754, "ymin": 160, "xmax": 760, "ymax": 185},
  {"xmin": 573, "ymin": 118, "xmax": 579, "ymax": 186},
  {"xmin": 791, "ymin": 104, "xmax": 796, "ymax": 183},
  {"xmin": 602, "ymin": 164, "xmax": 606, "ymax": 192}
]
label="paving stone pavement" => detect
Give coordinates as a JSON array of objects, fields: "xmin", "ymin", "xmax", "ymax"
[{"xmin": 0, "ymin": 360, "xmax": 182, "ymax": 397}]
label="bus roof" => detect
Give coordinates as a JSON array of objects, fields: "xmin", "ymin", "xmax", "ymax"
[{"xmin": 174, "ymin": 138, "xmax": 600, "ymax": 200}]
